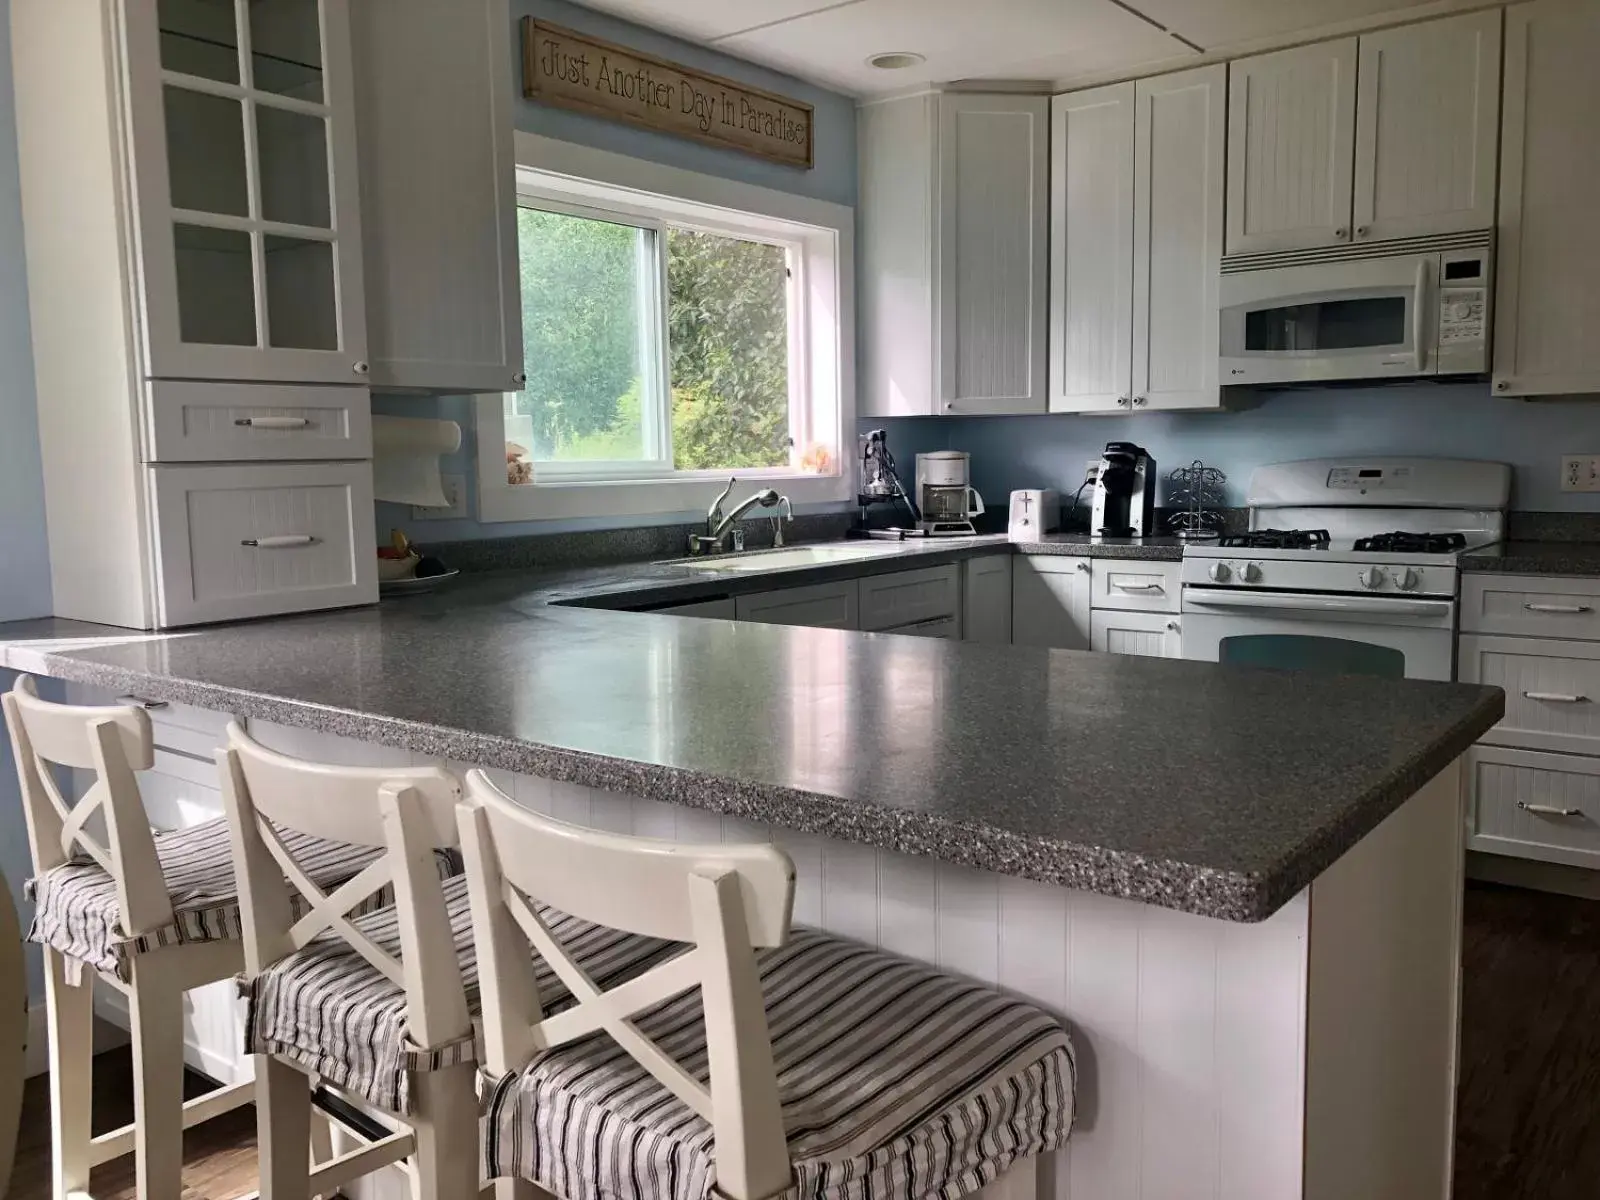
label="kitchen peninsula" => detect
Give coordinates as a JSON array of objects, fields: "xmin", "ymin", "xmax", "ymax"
[{"xmin": 1, "ymin": 557, "xmax": 1501, "ymax": 1200}]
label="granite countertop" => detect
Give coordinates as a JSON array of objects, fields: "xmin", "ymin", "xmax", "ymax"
[
  {"xmin": 1461, "ymin": 541, "xmax": 1600, "ymax": 577},
  {"xmin": 1008, "ymin": 533, "xmax": 1187, "ymax": 561},
  {"xmin": 0, "ymin": 556, "xmax": 1503, "ymax": 922}
]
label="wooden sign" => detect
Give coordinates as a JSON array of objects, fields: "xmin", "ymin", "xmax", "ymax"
[{"xmin": 522, "ymin": 19, "xmax": 814, "ymax": 170}]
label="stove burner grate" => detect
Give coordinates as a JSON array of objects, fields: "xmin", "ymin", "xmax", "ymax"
[
  {"xmin": 1218, "ymin": 529, "xmax": 1332, "ymax": 550},
  {"xmin": 1351, "ymin": 531, "xmax": 1469, "ymax": 554}
]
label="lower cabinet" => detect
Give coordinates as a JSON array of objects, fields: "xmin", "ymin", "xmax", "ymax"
[
  {"xmin": 656, "ymin": 598, "xmax": 737, "ymax": 619},
  {"xmin": 962, "ymin": 556, "xmax": 1013, "ymax": 644},
  {"xmin": 859, "ymin": 565, "xmax": 961, "ymax": 632},
  {"xmin": 1465, "ymin": 744, "xmax": 1600, "ymax": 870},
  {"xmin": 734, "ymin": 581, "xmax": 861, "ymax": 629},
  {"xmin": 1091, "ymin": 609, "xmax": 1184, "ymax": 658},
  {"xmin": 1012, "ymin": 556, "xmax": 1093, "ymax": 649}
]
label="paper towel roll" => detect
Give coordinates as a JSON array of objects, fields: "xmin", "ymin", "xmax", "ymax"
[{"xmin": 372, "ymin": 415, "xmax": 463, "ymax": 506}]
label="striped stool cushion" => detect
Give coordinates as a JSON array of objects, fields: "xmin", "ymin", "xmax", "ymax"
[
  {"xmin": 26, "ymin": 817, "xmax": 450, "ymax": 982},
  {"xmin": 244, "ymin": 874, "xmax": 681, "ymax": 1114},
  {"xmin": 483, "ymin": 927, "xmax": 1077, "ymax": 1200}
]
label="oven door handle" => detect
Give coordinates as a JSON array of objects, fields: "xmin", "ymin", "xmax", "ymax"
[
  {"xmin": 1413, "ymin": 258, "xmax": 1431, "ymax": 373},
  {"xmin": 1184, "ymin": 591, "xmax": 1454, "ymax": 618}
]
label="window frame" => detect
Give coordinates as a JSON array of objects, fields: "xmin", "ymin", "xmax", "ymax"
[{"xmin": 477, "ymin": 133, "xmax": 854, "ymax": 524}]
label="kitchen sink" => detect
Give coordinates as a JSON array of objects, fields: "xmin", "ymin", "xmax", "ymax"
[{"xmin": 663, "ymin": 544, "xmax": 903, "ymax": 572}]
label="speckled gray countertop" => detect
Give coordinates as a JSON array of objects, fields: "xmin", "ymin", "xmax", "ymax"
[
  {"xmin": 0, "ymin": 548, "xmax": 1502, "ymax": 923},
  {"xmin": 1461, "ymin": 541, "xmax": 1600, "ymax": 577},
  {"xmin": 1006, "ymin": 533, "xmax": 1188, "ymax": 560}
]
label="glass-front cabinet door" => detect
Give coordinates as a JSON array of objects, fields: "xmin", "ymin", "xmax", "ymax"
[{"xmin": 124, "ymin": 0, "xmax": 367, "ymax": 383}]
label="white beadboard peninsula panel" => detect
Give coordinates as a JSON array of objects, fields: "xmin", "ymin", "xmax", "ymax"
[
  {"xmin": 144, "ymin": 381, "xmax": 373, "ymax": 463},
  {"xmin": 1226, "ymin": 39, "xmax": 1358, "ymax": 254},
  {"xmin": 1461, "ymin": 574, "xmax": 1600, "ymax": 640},
  {"xmin": 938, "ymin": 94, "xmax": 1049, "ymax": 415},
  {"xmin": 1466, "ymin": 745, "xmax": 1600, "ymax": 869},
  {"xmin": 1050, "ymin": 84, "xmax": 1135, "ymax": 414},
  {"xmin": 1351, "ymin": 11, "xmax": 1502, "ymax": 243},
  {"xmin": 1458, "ymin": 635, "xmax": 1600, "ymax": 754},
  {"xmin": 150, "ymin": 462, "xmax": 378, "ymax": 627}
]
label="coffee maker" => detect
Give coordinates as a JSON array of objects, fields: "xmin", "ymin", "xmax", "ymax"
[
  {"xmin": 1091, "ymin": 442, "xmax": 1157, "ymax": 538},
  {"xmin": 916, "ymin": 452, "xmax": 985, "ymax": 536}
]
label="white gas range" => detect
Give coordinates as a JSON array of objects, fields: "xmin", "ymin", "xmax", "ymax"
[{"xmin": 1181, "ymin": 458, "xmax": 1512, "ymax": 681}]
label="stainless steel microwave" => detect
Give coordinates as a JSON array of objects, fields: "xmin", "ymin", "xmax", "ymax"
[{"xmin": 1218, "ymin": 234, "xmax": 1491, "ymax": 386}]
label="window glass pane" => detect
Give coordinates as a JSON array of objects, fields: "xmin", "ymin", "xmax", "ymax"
[
  {"xmin": 1244, "ymin": 297, "xmax": 1407, "ymax": 352},
  {"xmin": 164, "ymin": 86, "xmax": 249, "ymax": 216},
  {"xmin": 249, "ymin": 0, "xmax": 324, "ymax": 102},
  {"xmin": 159, "ymin": 0, "xmax": 240, "ymax": 85},
  {"xmin": 1219, "ymin": 634, "xmax": 1407, "ymax": 678},
  {"xmin": 174, "ymin": 223, "xmax": 256, "ymax": 346},
  {"xmin": 667, "ymin": 228, "xmax": 792, "ymax": 472},
  {"xmin": 511, "ymin": 208, "xmax": 652, "ymax": 471}
]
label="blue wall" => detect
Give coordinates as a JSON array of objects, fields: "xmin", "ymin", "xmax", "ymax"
[
  {"xmin": 0, "ymin": 0, "xmax": 55, "ymax": 1000},
  {"xmin": 870, "ymin": 382, "xmax": 1600, "ymax": 516}
]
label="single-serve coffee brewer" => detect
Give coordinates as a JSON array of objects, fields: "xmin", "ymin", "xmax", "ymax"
[
  {"xmin": 916, "ymin": 451, "xmax": 985, "ymax": 536},
  {"xmin": 1091, "ymin": 442, "xmax": 1157, "ymax": 537}
]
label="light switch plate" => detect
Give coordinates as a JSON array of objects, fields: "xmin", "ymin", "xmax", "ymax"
[
  {"xmin": 1561, "ymin": 457, "xmax": 1600, "ymax": 493},
  {"xmin": 411, "ymin": 473, "xmax": 469, "ymax": 520}
]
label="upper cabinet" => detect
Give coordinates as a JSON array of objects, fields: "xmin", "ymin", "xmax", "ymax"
[
  {"xmin": 1494, "ymin": 0, "xmax": 1600, "ymax": 398},
  {"xmin": 1226, "ymin": 12, "xmax": 1501, "ymax": 256},
  {"xmin": 859, "ymin": 93, "xmax": 1049, "ymax": 418},
  {"xmin": 1227, "ymin": 39, "xmax": 1358, "ymax": 255},
  {"xmin": 125, "ymin": 0, "xmax": 369, "ymax": 384},
  {"xmin": 349, "ymin": 0, "xmax": 525, "ymax": 394},
  {"xmin": 1051, "ymin": 64, "xmax": 1226, "ymax": 414}
]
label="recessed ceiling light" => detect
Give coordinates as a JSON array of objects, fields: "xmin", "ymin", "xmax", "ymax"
[{"xmin": 867, "ymin": 52, "xmax": 926, "ymax": 70}]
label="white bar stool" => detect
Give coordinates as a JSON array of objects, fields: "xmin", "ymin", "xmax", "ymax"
[
  {"xmin": 458, "ymin": 770, "xmax": 1078, "ymax": 1200},
  {"xmin": 2, "ymin": 678, "xmax": 394, "ymax": 1199}
]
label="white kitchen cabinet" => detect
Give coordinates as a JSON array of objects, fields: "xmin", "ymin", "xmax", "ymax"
[
  {"xmin": 1226, "ymin": 39, "xmax": 1358, "ymax": 255},
  {"xmin": 1091, "ymin": 609, "xmax": 1183, "ymax": 658},
  {"xmin": 1049, "ymin": 83, "xmax": 1134, "ymax": 414},
  {"xmin": 962, "ymin": 555, "xmax": 1013, "ymax": 645},
  {"xmin": 349, "ymin": 0, "xmax": 524, "ymax": 394},
  {"xmin": 1011, "ymin": 557, "xmax": 1092, "ymax": 650},
  {"xmin": 1351, "ymin": 12, "xmax": 1501, "ymax": 244},
  {"xmin": 1052, "ymin": 67, "xmax": 1224, "ymax": 415},
  {"xmin": 657, "ymin": 598, "xmax": 738, "ymax": 620},
  {"xmin": 124, "ymin": 0, "xmax": 370, "ymax": 384},
  {"xmin": 144, "ymin": 381, "xmax": 373, "ymax": 463},
  {"xmin": 1091, "ymin": 559, "xmax": 1183, "ymax": 614},
  {"xmin": 735, "ymin": 582, "xmax": 860, "ymax": 630},
  {"xmin": 859, "ymin": 93, "xmax": 1049, "ymax": 417},
  {"xmin": 859, "ymin": 565, "xmax": 961, "ymax": 633},
  {"xmin": 1132, "ymin": 65, "xmax": 1227, "ymax": 412},
  {"xmin": 1494, "ymin": 0, "xmax": 1600, "ymax": 398},
  {"xmin": 1466, "ymin": 745, "xmax": 1600, "ymax": 871},
  {"xmin": 1458, "ymin": 634, "xmax": 1600, "ymax": 758}
]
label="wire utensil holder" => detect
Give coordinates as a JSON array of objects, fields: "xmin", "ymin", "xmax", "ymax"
[{"xmin": 1167, "ymin": 460, "xmax": 1227, "ymax": 541}]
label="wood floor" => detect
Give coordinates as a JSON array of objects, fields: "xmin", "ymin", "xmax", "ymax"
[{"xmin": 4, "ymin": 880, "xmax": 1598, "ymax": 1199}]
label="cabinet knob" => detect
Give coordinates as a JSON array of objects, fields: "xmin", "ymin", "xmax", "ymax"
[
  {"xmin": 1075, "ymin": 561, "xmax": 1090, "ymax": 572},
  {"xmin": 512, "ymin": 372, "xmax": 527, "ymax": 386},
  {"xmin": 1117, "ymin": 396, "xmax": 1130, "ymax": 408},
  {"xmin": 1355, "ymin": 225, "xmax": 1370, "ymax": 238},
  {"xmin": 1166, "ymin": 621, "xmax": 1180, "ymax": 632},
  {"xmin": 1132, "ymin": 396, "xmax": 1147, "ymax": 408},
  {"xmin": 1334, "ymin": 227, "xmax": 1350, "ymax": 240},
  {"xmin": 353, "ymin": 361, "xmax": 370, "ymax": 376},
  {"xmin": 1494, "ymin": 379, "xmax": 1510, "ymax": 392}
]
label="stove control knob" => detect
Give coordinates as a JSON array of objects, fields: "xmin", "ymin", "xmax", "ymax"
[
  {"xmin": 1208, "ymin": 562, "xmax": 1232, "ymax": 582},
  {"xmin": 1239, "ymin": 562, "xmax": 1262, "ymax": 583},
  {"xmin": 1396, "ymin": 568, "xmax": 1421, "ymax": 591},
  {"xmin": 1358, "ymin": 566, "xmax": 1387, "ymax": 590}
]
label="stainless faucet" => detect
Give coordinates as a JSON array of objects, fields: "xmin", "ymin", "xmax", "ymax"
[{"xmin": 689, "ymin": 477, "xmax": 787, "ymax": 555}]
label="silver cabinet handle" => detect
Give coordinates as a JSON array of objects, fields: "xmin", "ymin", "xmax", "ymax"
[
  {"xmin": 117, "ymin": 695, "xmax": 168, "ymax": 710},
  {"xmin": 1114, "ymin": 582, "xmax": 1164, "ymax": 592},
  {"xmin": 1519, "ymin": 801, "xmax": 1583, "ymax": 817},
  {"xmin": 1523, "ymin": 691, "xmax": 1589, "ymax": 703},
  {"xmin": 1525, "ymin": 603, "xmax": 1592, "ymax": 614},
  {"xmin": 241, "ymin": 535, "xmax": 317, "ymax": 548},
  {"xmin": 234, "ymin": 416, "xmax": 310, "ymax": 429}
]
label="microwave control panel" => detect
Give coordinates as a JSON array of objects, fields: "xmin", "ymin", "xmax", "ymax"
[{"xmin": 1437, "ymin": 252, "xmax": 1490, "ymax": 350}]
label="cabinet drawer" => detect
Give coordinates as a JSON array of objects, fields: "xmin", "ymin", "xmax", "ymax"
[
  {"xmin": 734, "ymin": 582, "xmax": 859, "ymax": 630},
  {"xmin": 150, "ymin": 463, "xmax": 378, "ymax": 627},
  {"xmin": 1466, "ymin": 745, "xmax": 1600, "ymax": 870},
  {"xmin": 1092, "ymin": 560, "xmax": 1181, "ymax": 613},
  {"xmin": 1461, "ymin": 574, "xmax": 1600, "ymax": 639},
  {"xmin": 877, "ymin": 615, "xmax": 959, "ymax": 639},
  {"xmin": 61, "ymin": 685, "xmax": 232, "ymax": 761},
  {"xmin": 858, "ymin": 564, "xmax": 960, "ymax": 632},
  {"xmin": 1459, "ymin": 635, "xmax": 1600, "ymax": 754},
  {"xmin": 145, "ymin": 382, "xmax": 373, "ymax": 463},
  {"xmin": 1091, "ymin": 609, "xmax": 1182, "ymax": 658}
]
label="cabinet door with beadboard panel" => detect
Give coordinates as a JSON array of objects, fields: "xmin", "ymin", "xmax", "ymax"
[
  {"xmin": 1493, "ymin": 0, "xmax": 1600, "ymax": 397},
  {"xmin": 1091, "ymin": 609, "xmax": 1183, "ymax": 658},
  {"xmin": 1131, "ymin": 65, "xmax": 1225, "ymax": 413},
  {"xmin": 1459, "ymin": 634, "xmax": 1600, "ymax": 755},
  {"xmin": 1012, "ymin": 557, "xmax": 1092, "ymax": 649},
  {"xmin": 1466, "ymin": 745, "xmax": 1600, "ymax": 869},
  {"xmin": 1351, "ymin": 11, "xmax": 1502, "ymax": 244},
  {"xmin": 1226, "ymin": 39, "xmax": 1358, "ymax": 255},
  {"xmin": 144, "ymin": 380, "xmax": 372, "ymax": 462},
  {"xmin": 936, "ymin": 94, "xmax": 1049, "ymax": 415},
  {"xmin": 1050, "ymin": 84, "xmax": 1135, "ymax": 413}
]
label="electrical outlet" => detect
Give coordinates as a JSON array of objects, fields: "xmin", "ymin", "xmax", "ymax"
[
  {"xmin": 411, "ymin": 473, "xmax": 469, "ymax": 520},
  {"xmin": 1561, "ymin": 457, "xmax": 1600, "ymax": 493}
]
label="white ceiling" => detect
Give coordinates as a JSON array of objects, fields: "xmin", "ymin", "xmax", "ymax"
[{"xmin": 570, "ymin": 0, "xmax": 1499, "ymax": 96}]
